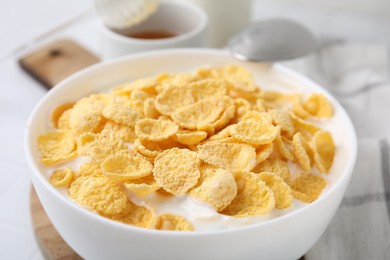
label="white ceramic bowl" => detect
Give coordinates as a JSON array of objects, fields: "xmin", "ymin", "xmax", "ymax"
[{"xmin": 25, "ymin": 49, "xmax": 357, "ymax": 260}]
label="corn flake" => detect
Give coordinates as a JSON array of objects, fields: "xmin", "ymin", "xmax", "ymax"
[
  {"xmin": 258, "ymin": 172, "xmax": 293, "ymax": 209},
  {"xmin": 50, "ymin": 102, "xmax": 74, "ymax": 128},
  {"xmin": 253, "ymin": 157, "xmax": 291, "ymax": 181},
  {"xmin": 190, "ymin": 168, "xmax": 237, "ymax": 211},
  {"xmin": 291, "ymin": 96, "xmax": 311, "ymax": 119},
  {"xmin": 69, "ymin": 176, "xmax": 127, "ymax": 215},
  {"xmin": 219, "ymin": 65, "xmax": 257, "ymax": 93},
  {"xmin": 287, "ymin": 173, "xmax": 326, "ymax": 203},
  {"xmin": 101, "ymin": 121, "xmax": 137, "ymax": 143},
  {"xmin": 133, "ymin": 138, "xmax": 162, "ymax": 158},
  {"xmin": 78, "ymin": 132, "xmax": 129, "ymax": 163},
  {"xmin": 269, "ymin": 109, "xmax": 294, "ymax": 137},
  {"xmin": 171, "ymin": 97, "xmax": 225, "ymax": 130},
  {"xmin": 112, "ymin": 78, "xmax": 157, "ymax": 97},
  {"xmin": 155, "ymin": 79, "xmax": 226, "ymax": 116},
  {"xmin": 198, "ymin": 142, "xmax": 256, "ymax": 172},
  {"xmin": 76, "ymin": 162, "xmax": 104, "ymax": 178},
  {"xmin": 174, "ymin": 130, "xmax": 208, "ymax": 145},
  {"xmin": 123, "ymin": 175, "xmax": 160, "ymax": 196},
  {"xmin": 112, "ymin": 201, "xmax": 155, "ymax": 228},
  {"xmin": 304, "ymin": 93, "xmax": 333, "ymax": 118},
  {"xmin": 232, "ymin": 119, "xmax": 280, "ymax": 146},
  {"xmin": 143, "ymin": 98, "xmax": 160, "ymax": 119},
  {"xmin": 102, "ymin": 102, "xmax": 143, "ymax": 127},
  {"xmin": 50, "ymin": 168, "xmax": 74, "ymax": 187},
  {"xmin": 101, "ymin": 153, "xmax": 153, "ymax": 181},
  {"xmin": 135, "ymin": 118, "xmax": 178, "ymax": 142},
  {"xmin": 57, "ymin": 108, "xmax": 72, "ymax": 130},
  {"xmin": 292, "ymin": 132, "xmax": 312, "ymax": 172},
  {"xmin": 155, "ymin": 213, "xmax": 194, "ymax": 231},
  {"xmin": 69, "ymin": 94, "xmax": 107, "ymax": 135},
  {"xmin": 38, "ymin": 130, "xmax": 77, "ymax": 165},
  {"xmin": 255, "ymin": 143, "xmax": 274, "ymax": 165},
  {"xmin": 274, "ymin": 134, "xmax": 294, "ymax": 161},
  {"xmin": 290, "ymin": 112, "xmax": 320, "ymax": 137},
  {"xmin": 153, "ymin": 148, "xmax": 200, "ymax": 195},
  {"xmin": 221, "ymin": 172, "xmax": 275, "ymax": 217},
  {"xmin": 311, "ymin": 130, "xmax": 335, "ymax": 173}
]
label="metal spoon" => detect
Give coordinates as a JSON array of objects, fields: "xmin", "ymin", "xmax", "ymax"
[{"xmin": 228, "ymin": 18, "xmax": 317, "ymax": 62}]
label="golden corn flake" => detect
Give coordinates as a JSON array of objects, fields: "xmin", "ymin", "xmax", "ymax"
[
  {"xmin": 101, "ymin": 121, "xmax": 137, "ymax": 143},
  {"xmin": 207, "ymin": 124, "xmax": 235, "ymax": 141},
  {"xmin": 143, "ymin": 98, "xmax": 160, "ymax": 119},
  {"xmin": 232, "ymin": 119, "xmax": 280, "ymax": 146},
  {"xmin": 112, "ymin": 201, "xmax": 155, "ymax": 228},
  {"xmin": 291, "ymin": 96, "xmax": 311, "ymax": 119},
  {"xmin": 287, "ymin": 173, "xmax": 326, "ymax": 203},
  {"xmin": 198, "ymin": 142, "xmax": 256, "ymax": 172},
  {"xmin": 155, "ymin": 85, "xmax": 195, "ymax": 115},
  {"xmin": 57, "ymin": 108, "xmax": 72, "ymax": 130},
  {"xmin": 155, "ymin": 79, "xmax": 226, "ymax": 116},
  {"xmin": 50, "ymin": 102, "xmax": 74, "ymax": 128},
  {"xmin": 130, "ymin": 89, "xmax": 149, "ymax": 102},
  {"xmin": 290, "ymin": 112, "xmax": 320, "ymax": 137},
  {"xmin": 174, "ymin": 129, "xmax": 208, "ymax": 145},
  {"xmin": 253, "ymin": 157, "xmax": 291, "ymax": 181},
  {"xmin": 311, "ymin": 130, "xmax": 335, "ymax": 173},
  {"xmin": 101, "ymin": 153, "xmax": 153, "ymax": 181},
  {"xmin": 190, "ymin": 168, "xmax": 237, "ymax": 211},
  {"xmin": 102, "ymin": 102, "xmax": 143, "ymax": 127},
  {"xmin": 69, "ymin": 176, "xmax": 127, "ymax": 215},
  {"xmin": 255, "ymin": 143, "xmax": 274, "ymax": 165},
  {"xmin": 234, "ymin": 98, "xmax": 251, "ymax": 120},
  {"xmin": 269, "ymin": 109, "xmax": 294, "ymax": 137},
  {"xmin": 190, "ymin": 79, "xmax": 227, "ymax": 100},
  {"xmin": 242, "ymin": 111, "xmax": 272, "ymax": 123},
  {"xmin": 133, "ymin": 138, "xmax": 162, "ymax": 158},
  {"xmin": 155, "ymin": 213, "xmax": 194, "ymax": 231},
  {"xmin": 76, "ymin": 162, "xmax": 104, "ymax": 178},
  {"xmin": 261, "ymin": 91, "xmax": 295, "ymax": 106},
  {"xmin": 50, "ymin": 168, "xmax": 74, "ymax": 187},
  {"xmin": 171, "ymin": 97, "xmax": 225, "ymax": 130},
  {"xmin": 292, "ymin": 132, "xmax": 312, "ymax": 172},
  {"xmin": 221, "ymin": 172, "xmax": 275, "ymax": 217},
  {"xmin": 274, "ymin": 134, "xmax": 294, "ymax": 161},
  {"xmin": 212, "ymin": 97, "xmax": 236, "ymax": 132},
  {"xmin": 69, "ymin": 94, "xmax": 107, "ymax": 135},
  {"xmin": 112, "ymin": 78, "xmax": 157, "ymax": 97},
  {"xmin": 38, "ymin": 130, "xmax": 77, "ymax": 165},
  {"xmin": 304, "ymin": 93, "xmax": 333, "ymax": 118},
  {"xmin": 123, "ymin": 175, "xmax": 160, "ymax": 196},
  {"xmin": 153, "ymin": 148, "xmax": 200, "ymax": 195},
  {"xmin": 258, "ymin": 172, "xmax": 293, "ymax": 209},
  {"xmin": 78, "ymin": 132, "xmax": 129, "ymax": 163},
  {"xmin": 218, "ymin": 65, "xmax": 257, "ymax": 93},
  {"xmin": 135, "ymin": 118, "xmax": 178, "ymax": 142},
  {"xmin": 253, "ymin": 98, "xmax": 267, "ymax": 112}
]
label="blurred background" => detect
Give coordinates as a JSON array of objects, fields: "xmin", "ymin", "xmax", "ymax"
[{"xmin": 1, "ymin": 0, "xmax": 390, "ymax": 60}]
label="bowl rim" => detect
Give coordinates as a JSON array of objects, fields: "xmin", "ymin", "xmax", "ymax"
[{"xmin": 25, "ymin": 48, "xmax": 358, "ymax": 236}]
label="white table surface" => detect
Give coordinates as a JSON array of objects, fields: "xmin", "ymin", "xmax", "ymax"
[{"xmin": 1, "ymin": 0, "xmax": 389, "ymax": 259}]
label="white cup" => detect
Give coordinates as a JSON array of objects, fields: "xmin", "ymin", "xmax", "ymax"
[
  {"xmin": 100, "ymin": 0, "xmax": 208, "ymax": 59},
  {"xmin": 179, "ymin": 0, "xmax": 253, "ymax": 48}
]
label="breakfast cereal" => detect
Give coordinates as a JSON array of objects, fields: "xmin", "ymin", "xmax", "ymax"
[{"xmin": 37, "ymin": 65, "xmax": 337, "ymax": 231}]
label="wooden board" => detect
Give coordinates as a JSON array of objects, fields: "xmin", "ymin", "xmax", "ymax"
[
  {"xmin": 19, "ymin": 39, "xmax": 100, "ymax": 89},
  {"xmin": 30, "ymin": 187, "xmax": 81, "ymax": 259}
]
